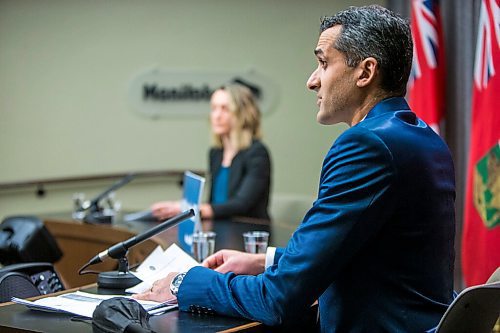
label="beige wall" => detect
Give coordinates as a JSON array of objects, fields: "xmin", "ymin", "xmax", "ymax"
[{"xmin": 0, "ymin": 0, "xmax": 383, "ymax": 220}]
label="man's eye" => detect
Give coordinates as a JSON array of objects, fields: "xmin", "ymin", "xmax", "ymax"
[{"xmin": 319, "ymin": 60, "xmax": 327, "ymax": 67}]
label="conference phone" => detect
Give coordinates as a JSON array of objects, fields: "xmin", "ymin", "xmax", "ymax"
[{"xmin": 0, "ymin": 262, "xmax": 64, "ymax": 302}]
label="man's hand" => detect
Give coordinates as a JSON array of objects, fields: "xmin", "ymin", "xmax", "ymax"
[
  {"xmin": 132, "ymin": 272, "xmax": 178, "ymax": 302},
  {"xmin": 202, "ymin": 249, "xmax": 266, "ymax": 275}
]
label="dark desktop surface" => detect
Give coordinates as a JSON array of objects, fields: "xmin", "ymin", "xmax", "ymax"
[
  {"xmin": 0, "ymin": 214, "xmax": 294, "ymax": 332},
  {"xmin": 0, "ymin": 286, "xmax": 260, "ymax": 333}
]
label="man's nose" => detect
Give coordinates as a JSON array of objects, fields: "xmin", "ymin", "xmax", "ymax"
[{"xmin": 307, "ymin": 68, "xmax": 320, "ymax": 91}]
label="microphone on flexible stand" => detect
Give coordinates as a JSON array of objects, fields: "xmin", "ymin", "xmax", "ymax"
[
  {"xmin": 79, "ymin": 173, "xmax": 136, "ymax": 224},
  {"xmin": 79, "ymin": 209, "xmax": 195, "ymax": 289}
]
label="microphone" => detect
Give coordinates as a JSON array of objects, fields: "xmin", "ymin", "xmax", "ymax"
[
  {"xmin": 79, "ymin": 209, "xmax": 195, "ymax": 289},
  {"xmin": 81, "ymin": 173, "xmax": 136, "ymax": 224}
]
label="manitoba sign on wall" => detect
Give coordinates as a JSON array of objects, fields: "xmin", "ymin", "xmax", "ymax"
[{"xmin": 128, "ymin": 68, "xmax": 278, "ymax": 118}]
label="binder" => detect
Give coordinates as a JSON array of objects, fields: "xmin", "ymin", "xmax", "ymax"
[{"xmin": 177, "ymin": 171, "xmax": 205, "ymax": 252}]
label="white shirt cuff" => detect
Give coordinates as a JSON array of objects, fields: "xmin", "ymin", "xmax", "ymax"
[{"xmin": 264, "ymin": 246, "xmax": 276, "ymax": 269}]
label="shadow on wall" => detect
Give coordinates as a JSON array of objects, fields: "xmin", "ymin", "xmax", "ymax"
[{"xmin": 270, "ymin": 193, "xmax": 315, "ymax": 248}]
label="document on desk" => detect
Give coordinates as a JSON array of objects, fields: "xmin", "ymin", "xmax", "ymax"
[
  {"xmin": 126, "ymin": 243, "xmax": 200, "ymax": 294},
  {"xmin": 123, "ymin": 209, "xmax": 156, "ymax": 222},
  {"xmin": 12, "ymin": 291, "xmax": 177, "ymax": 318}
]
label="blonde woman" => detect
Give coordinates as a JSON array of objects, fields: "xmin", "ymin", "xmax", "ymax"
[{"xmin": 151, "ymin": 84, "xmax": 271, "ymax": 221}]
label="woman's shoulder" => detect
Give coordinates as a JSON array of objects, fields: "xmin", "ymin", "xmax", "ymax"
[
  {"xmin": 208, "ymin": 147, "xmax": 223, "ymax": 167},
  {"xmin": 209, "ymin": 146, "xmax": 223, "ymax": 155},
  {"xmin": 240, "ymin": 141, "xmax": 271, "ymax": 165},
  {"xmin": 241, "ymin": 140, "xmax": 270, "ymax": 159},
  {"xmin": 248, "ymin": 139, "xmax": 269, "ymax": 152}
]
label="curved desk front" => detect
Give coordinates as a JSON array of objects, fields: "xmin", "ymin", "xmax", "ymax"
[
  {"xmin": 42, "ymin": 213, "xmax": 270, "ymax": 289},
  {"xmin": 0, "ymin": 216, "xmax": 313, "ymax": 332},
  {"xmin": 42, "ymin": 214, "xmax": 176, "ymax": 289}
]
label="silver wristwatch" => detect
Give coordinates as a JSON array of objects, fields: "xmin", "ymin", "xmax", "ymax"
[{"xmin": 169, "ymin": 272, "xmax": 186, "ymax": 296}]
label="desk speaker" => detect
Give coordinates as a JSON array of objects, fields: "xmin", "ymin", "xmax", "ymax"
[
  {"xmin": 0, "ymin": 272, "xmax": 41, "ymax": 302},
  {"xmin": 0, "ymin": 262, "xmax": 64, "ymax": 303}
]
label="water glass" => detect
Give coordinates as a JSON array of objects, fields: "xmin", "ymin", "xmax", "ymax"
[
  {"xmin": 243, "ymin": 231, "xmax": 269, "ymax": 253},
  {"xmin": 191, "ymin": 231, "xmax": 216, "ymax": 262}
]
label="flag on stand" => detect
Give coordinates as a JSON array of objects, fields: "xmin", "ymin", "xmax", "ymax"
[
  {"xmin": 462, "ymin": 0, "xmax": 500, "ymax": 287},
  {"xmin": 408, "ymin": 0, "xmax": 446, "ymax": 134}
]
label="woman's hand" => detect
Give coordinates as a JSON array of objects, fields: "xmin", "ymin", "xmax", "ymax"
[{"xmin": 151, "ymin": 201, "xmax": 181, "ymax": 221}]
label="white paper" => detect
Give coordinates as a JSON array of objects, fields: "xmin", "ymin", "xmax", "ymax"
[
  {"xmin": 123, "ymin": 209, "xmax": 155, "ymax": 222},
  {"xmin": 126, "ymin": 243, "xmax": 200, "ymax": 294},
  {"xmin": 12, "ymin": 291, "xmax": 177, "ymax": 318}
]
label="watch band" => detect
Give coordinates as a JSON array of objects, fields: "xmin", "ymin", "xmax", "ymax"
[{"xmin": 170, "ymin": 272, "xmax": 186, "ymax": 296}]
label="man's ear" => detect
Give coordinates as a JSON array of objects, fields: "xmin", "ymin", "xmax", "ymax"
[{"xmin": 356, "ymin": 57, "xmax": 378, "ymax": 88}]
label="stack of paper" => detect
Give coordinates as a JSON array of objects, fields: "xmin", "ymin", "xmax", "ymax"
[
  {"xmin": 13, "ymin": 244, "xmax": 200, "ymax": 318},
  {"xmin": 127, "ymin": 243, "xmax": 200, "ymax": 294}
]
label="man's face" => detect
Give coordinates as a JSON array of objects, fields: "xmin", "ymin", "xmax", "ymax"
[{"xmin": 306, "ymin": 25, "xmax": 359, "ymax": 125}]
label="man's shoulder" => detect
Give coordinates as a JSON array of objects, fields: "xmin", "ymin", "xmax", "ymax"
[
  {"xmin": 334, "ymin": 123, "xmax": 390, "ymax": 150},
  {"xmin": 344, "ymin": 108, "xmax": 437, "ymax": 148},
  {"xmin": 326, "ymin": 125, "xmax": 396, "ymax": 169}
]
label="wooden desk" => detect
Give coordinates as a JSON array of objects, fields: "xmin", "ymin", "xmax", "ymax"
[
  {"xmin": 0, "ymin": 284, "xmax": 264, "ymax": 333},
  {"xmin": 0, "ymin": 217, "xmax": 317, "ymax": 332},
  {"xmin": 42, "ymin": 214, "xmax": 178, "ymax": 289},
  {"xmin": 42, "ymin": 214, "xmax": 270, "ymax": 289}
]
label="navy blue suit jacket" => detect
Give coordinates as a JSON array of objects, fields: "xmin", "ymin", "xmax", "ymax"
[{"xmin": 178, "ymin": 98, "xmax": 455, "ymax": 332}]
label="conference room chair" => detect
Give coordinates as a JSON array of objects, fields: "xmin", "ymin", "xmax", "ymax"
[
  {"xmin": 435, "ymin": 268, "xmax": 500, "ymax": 333},
  {"xmin": 0, "ymin": 216, "xmax": 65, "ymax": 303},
  {"xmin": 0, "ymin": 215, "xmax": 62, "ymax": 265}
]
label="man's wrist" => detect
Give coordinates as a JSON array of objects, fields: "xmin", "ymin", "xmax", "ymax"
[{"xmin": 169, "ymin": 272, "xmax": 186, "ymax": 296}]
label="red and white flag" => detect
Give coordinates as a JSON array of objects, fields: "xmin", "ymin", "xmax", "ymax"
[
  {"xmin": 462, "ymin": 0, "xmax": 500, "ymax": 286},
  {"xmin": 408, "ymin": 0, "xmax": 446, "ymax": 134}
]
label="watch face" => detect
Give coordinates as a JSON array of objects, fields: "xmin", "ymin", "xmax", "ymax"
[
  {"xmin": 174, "ymin": 273, "xmax": 185, "ymax": 286},
  {"xmin": 170, "ymin": 273, "xmax": 186, "ymax": 296},
  {"xmin": 173, "ymin": 278, "xmax": 180, "ymax": 287}
]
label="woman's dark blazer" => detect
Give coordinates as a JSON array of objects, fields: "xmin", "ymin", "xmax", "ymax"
[{"xmin": 208, "ymin": 140, "xmax": 271, "ymax": 220}]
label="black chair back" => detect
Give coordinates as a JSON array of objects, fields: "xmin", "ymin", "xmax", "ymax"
[{"xmin": 0, "ymin": 215, "xmax": 62, "ymax": 265}]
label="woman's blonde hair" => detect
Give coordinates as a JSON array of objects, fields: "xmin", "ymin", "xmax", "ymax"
[{"xmin": 211, "ymin": 84, "xmax": 262, "ymax": 150}]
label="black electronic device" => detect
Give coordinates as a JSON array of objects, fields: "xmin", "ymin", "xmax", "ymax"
[
  {"xmin": 0, "ymin": 216, "xmax": 63, "ymax": 266},
  {"xmin": 0, "ymin": 262, "xmax": 65, "ymax": 303},
  {"xmin": 79, "ymin": 209, "xmax": 195, "ymax": 290},
  {"xmin": 80, "ymin": 173, "xmax": 135, "ymax": 224}
]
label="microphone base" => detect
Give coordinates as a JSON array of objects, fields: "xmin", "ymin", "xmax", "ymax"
[
  {"xmin": 97, "ymin": 271, "xmax": 141, "ymax": 289},
  {"xmin": 84, "ymin": 211, "xmax": 114, "ymax": 224}
]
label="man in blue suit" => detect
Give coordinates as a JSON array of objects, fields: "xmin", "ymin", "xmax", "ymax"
[{"xmin": 134, "ymin": 5, "xmax": 455, "ymax": 332}]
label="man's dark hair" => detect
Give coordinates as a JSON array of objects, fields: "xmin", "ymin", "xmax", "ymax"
[{"xmin": 320, "ymin": 5, "xmax": 412, "ymax": 96}]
